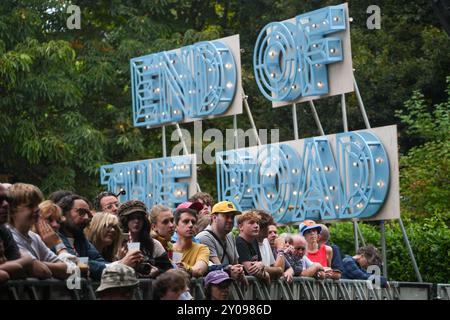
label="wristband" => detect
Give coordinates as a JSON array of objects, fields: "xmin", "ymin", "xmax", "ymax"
[{"xmin": 54, "ymin": 242, "xmax": 67, "ymax": 254}]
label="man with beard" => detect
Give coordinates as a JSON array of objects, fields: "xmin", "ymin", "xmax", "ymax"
[
  {"xmin": 0, "ymin": 184, "xmax": 34, "ymax": 280},
  {"xmin": 8, "ymin": 183, "xmax": 69, "ymax": 279},
  {"xmin": 57, "ymin": 194, "xmax": 107, "ymax": 281},
  {"xmin": 197, "ymin": 201, "xmax": 245, "ymax": 281}
]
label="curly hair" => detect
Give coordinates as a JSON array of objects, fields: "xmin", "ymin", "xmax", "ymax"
[
  {"xmin": 38, "ymin": 200, "xmax": 64, "ymax": 222},
  {"xmin": 357, "ymin": 245, "xmax": 382, "ymax": 266},
  {"xmin": 189, "ymin": 192, "xmax": 214, "ymax": 207},
  {"xmin": 253, "ymin": 209, "xmax": 274, "ymax": 229},
  {"xmin": 57, "ymin": 194, "xmax": 91, "ymax": 216},
  {"xmin": 236, "ymin": 210, "xmax": 260, "ymax": 225},
  {"xmin": 152, "ymin": 269, "xmax": 190, "ymax": 300}
]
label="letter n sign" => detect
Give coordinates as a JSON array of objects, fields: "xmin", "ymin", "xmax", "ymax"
[
  {"xmin": 254, "ymin": 4, "xmax": 348, "ymax": 102},
  {"xmin": 130, "ymin": 38, "xmax": 238, "ymax": 128}
]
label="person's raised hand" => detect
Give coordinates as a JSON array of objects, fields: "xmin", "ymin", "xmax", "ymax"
[
  {"xmin": 274, "ymin": 237, "xmax": 286, "ymax": 250},
  {"xmin": 35, "ymin": 219, "xmax": 61, "ymax": 248},
  {"xmin": 120, "ymin": 250, "xmax": 143, "ymax": 268}
]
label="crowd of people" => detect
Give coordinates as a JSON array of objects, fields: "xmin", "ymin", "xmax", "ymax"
[{"xmin": 0, "ymin": 182, "xmax": 387, "ymax": 300}]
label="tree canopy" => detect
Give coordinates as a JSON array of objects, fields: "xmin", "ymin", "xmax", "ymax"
[{"xmin": 1, "ymin": 0, "xmax": 449, "ymax": 214}]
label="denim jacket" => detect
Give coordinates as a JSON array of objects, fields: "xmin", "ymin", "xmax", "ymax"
[{"xmin": 58, "ymin": 229, "xmax": 106, "ymax": 281}]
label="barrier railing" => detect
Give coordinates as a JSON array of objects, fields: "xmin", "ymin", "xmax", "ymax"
[
  {"xmin": 0, "ymin": 277, "xmax": 446, "ymax": 300},
  {"xmin": 436, "ymin": 284, "xmax": 450, "ymax": 300}
]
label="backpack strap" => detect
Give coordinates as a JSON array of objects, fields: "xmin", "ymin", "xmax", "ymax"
[{"xmin": 205, "ymin": 230, "xmax": 232, "ymax": 264}]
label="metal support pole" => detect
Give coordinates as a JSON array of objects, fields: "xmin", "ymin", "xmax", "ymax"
[
  {"xmin": 175, "ymin": 123, "xmax": 201, "ymax": 193},
  {"xmin": 175, "ymin": 123, "xmax": 189, "ymax": 156},
  {"xmin": 162, "ymin": 125, "xmax": 167, "ymax": 158},
  {"xmin": 233, "ymin": 114, "xmax": 238, "ymax": 149},
  {"xmin": 380, "ymin": 221, "xmax": 388, "ymax": 278},
  {"xmin": 353, "ymin": 75, "xmax": 371, "ymax": 129},
  {"xmin": 341, "ymin": 93, "xmax": 348, "ymax": 132},
  {"xmin": 308, "ymin": 100, "xmax": 325, "ymax": 136},
  {"xmin": 353, "ymin": 219, "xmax": 359, "ymax": 253},
  {"xmin": 292, "ymin": 103, "xmax": 299, "ymax": 140},
  {"xmin": 357, "ymin": 225, "xmax": 366, "ymax": 247},
  {"xmin": 399, "ymin": 217, "xmax": 423, "ymax": 282},
  {"xmin": 242, "ymin": 89, "xmax": 262, "ymax": 146},
  {"xmin": 353, "ymin": 74, "xmax": 422, "ymax": 282},
  {"xmin": 342, "ymin": 92, "xmax": 361, "ymax": 251},
  {"xmin": 353, "ymin": 76, "xmax": 393, "ymax": 278}
]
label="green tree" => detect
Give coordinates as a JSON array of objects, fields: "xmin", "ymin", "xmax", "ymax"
[{"xmin": 396, "ymin": 77, "xmax": 450, "ymax": 215}]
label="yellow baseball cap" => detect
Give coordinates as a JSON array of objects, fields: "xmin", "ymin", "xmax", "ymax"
[{"xmin": 211, "ymin": 201, "xmax": 241, "ymax": 215}]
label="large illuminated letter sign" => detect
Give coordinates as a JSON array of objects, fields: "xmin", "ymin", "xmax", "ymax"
[
  {"xmin": 131, "ymin": 38, "xmax": 238, "ymax": 128},
  {"xmin": 254, "ymin": 5, "xmax": 346, "ymax": 101},
  {"xmin": 336, "ymin": 131, "xmax": 390, "ymax": 219},
  {"xmin": 100, "ymin": 155, "xmax": 195, "ymax": 208},
  {"xmin": 217, "ymin": 127, "xmax": 393, "ymax": 223}
]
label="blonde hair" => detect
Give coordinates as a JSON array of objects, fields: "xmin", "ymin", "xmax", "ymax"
[
  {"xmin": 9, "ymin": 183, "xmax": 44, "ymax": 214},
  {"xmin": 38, "ymin": 200, "xmax": 64, "ymax": 222},
  {"xmin": 86, "ymin": 213, "xmax": 123, "ymax": 262},
  {"xmin": 149, "ymin": 204, "xmax": 171, "ymax": 225},
  {"xmin": 236, "ymin": 210, "xmax": 260, "ymax": 225},
  {"xmin": 31, "ymin": 200, "xmax": 65, "ymax": 233}
]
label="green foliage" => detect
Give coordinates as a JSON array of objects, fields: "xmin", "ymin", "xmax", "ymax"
[
  {"xmin": 329, "ymin": 212, "xmax": 450, "ymax": 283},
  {"xmin": 396, "ymin": 77, "xmax": 450, "ymax": 215},
  {"xmin": 0, "ymin": 1, "xmax": 448, "ymax": 284}
]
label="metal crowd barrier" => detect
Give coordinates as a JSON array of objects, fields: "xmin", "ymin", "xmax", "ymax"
[
  {"xmin": 0, "ymin": 277, "xmax": 445, "ymax": 300},
  {"xmin": 229, "ymin": 277, "xmax": 401, "ymax": 300},
  {"xmin": 391, "ymin": 282, "xmax": 433, "ymax": 300},
  {"xmin": 436, "ymin": 284, "xmax": 450, "ymax": 300}
]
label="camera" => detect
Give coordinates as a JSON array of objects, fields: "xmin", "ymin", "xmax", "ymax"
[{"xmin": 135, "ymin": 262, "xmax": 152, "ymax": 275}]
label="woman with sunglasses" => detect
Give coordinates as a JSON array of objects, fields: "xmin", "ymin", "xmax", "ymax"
[
  {"xmin": 85, "ymin": 212, "xmax": 144, "ymax": 269},
  {"xmin": 86, "ymin": 212, "xmax": 123, "ymax": 262}
]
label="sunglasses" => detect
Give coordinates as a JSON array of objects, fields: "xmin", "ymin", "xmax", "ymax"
[
  {"xmin": 104, "ymin": 202, "xmax": 119, "ymax": 210},
  {"xmin": 75, "ymin": 208, "xmax": 92, "ymax": 217}
]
